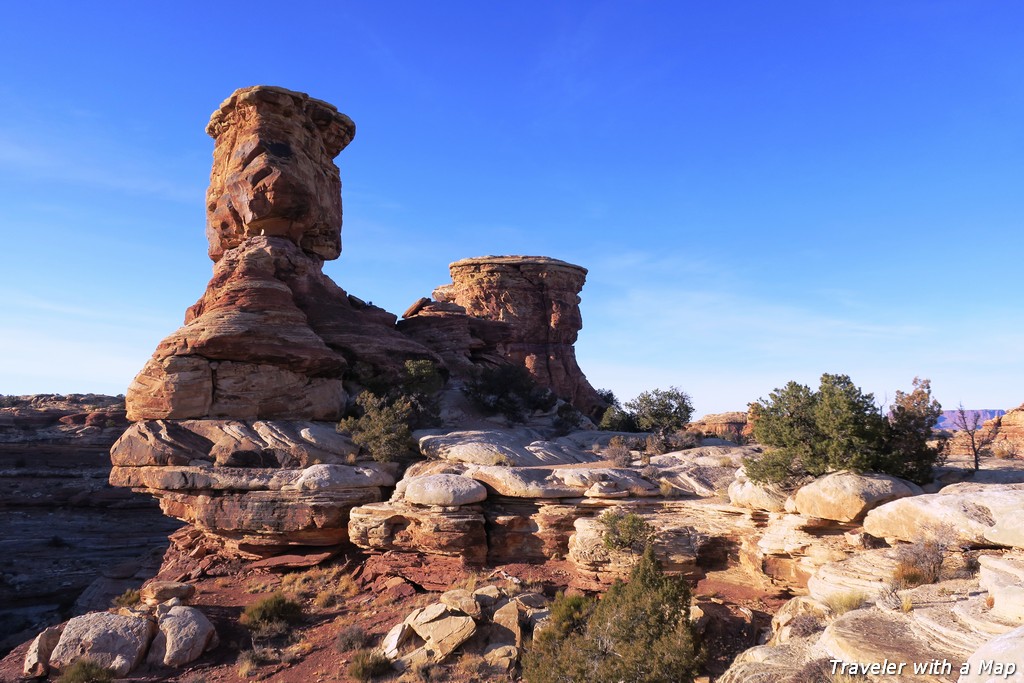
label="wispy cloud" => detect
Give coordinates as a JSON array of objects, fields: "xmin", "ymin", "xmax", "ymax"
[
  {"xmin": 576, "ymin": 268, "xmax": 1024, "ymax": 415},
  {"xmin": 0, "ymin": 133, "xmax": 201, "ymax": 203}
]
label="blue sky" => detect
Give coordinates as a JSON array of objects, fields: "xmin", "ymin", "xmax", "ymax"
[{"xmin": 1, "ymin": 1, "xmax": 1022, "ymax": 416}]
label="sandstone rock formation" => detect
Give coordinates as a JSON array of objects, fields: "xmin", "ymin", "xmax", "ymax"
[
  {"xmin": 401, "ymin": 256, "xmax": 604, "ymax": 416},
  {"xmin": 688, "ymin": 411, "xmax": 749, "ymax": 440},
  {"xmin": 110, "ymin": 422, "xmax": 396, "ymax": 554},
  {"xmin": 947, "ymin": 403, "xmax": 1024, "ymax": 458},
  {"xmin": 863, "ymin": 483, "xmax": 1024, "ymax": 548},
  {"xmin": 113, "ymin": 86, "xmax": 614, "ymax": 560},
  {"xmin": 126, "ymin": 86, "xmax": 440, "ymax": 424}
]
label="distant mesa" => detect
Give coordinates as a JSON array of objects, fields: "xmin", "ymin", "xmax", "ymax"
[{"xmin": 935, "ymin": 408, "xmax": 1005, "ymax": 431}]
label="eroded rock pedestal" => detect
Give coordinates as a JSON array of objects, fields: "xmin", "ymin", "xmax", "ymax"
[{"xmin": 401, "ymin": 256, "xmax": 604, "ymax": 417}]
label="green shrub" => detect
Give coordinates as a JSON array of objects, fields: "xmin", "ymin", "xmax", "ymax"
[
  {"xmin": 463, "ymin": 364, "xmax": 556, "ymax": 422},
  {"xmin": 599, "ymin": 405, "xmax": 640, "ymax": 432},
  {"xmin": 240, "ymin": 593, "xmax": 303, "ymax": 637},
  {"xmin": 746, "ymin": 375, "xmax": 943, "ymax": 486},
  {"xmin": 522, "ymin": 547, "xmax": 701, "ymax": 683},
  {"xmin": 599, "ymin": 510, "xmax": 654, "ymax": 555},
  {"xmin": 338, "ymin": 392, "xmax": 415, "ymax": 463},
  {"xmin": 555, "ymin": 401, "xmax": 582, "ymax": 433},
  {"xmin": 56, "ymin": 659, "xmax": 115, "ymax": 683},
  {"xmin": 348, "ymin": 649, "xmax": 391, "ymax": 681},
  {"xmin": 398, "ymin": 359, "xmax": 444, "ymax": 427},
  {"xmin": 625, "ymin": 387, "xmax": 694, "ymax": 435},
  {"xmin": 112, "ymin": 588, "xmax": 140, "ymax": 608}
]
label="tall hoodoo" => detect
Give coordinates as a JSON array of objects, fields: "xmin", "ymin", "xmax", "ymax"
[
  {"xmin": 126, "ymin": 86, "xmax": 437, "ymax": 424},
  {"xmin": 113, "ymin": 86, "xmax": 434, "ymax": 556}
]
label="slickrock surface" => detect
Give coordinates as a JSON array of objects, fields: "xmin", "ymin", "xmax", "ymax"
[
  {"xmin": 958, "ymin": 627, "xmax": 1024, "ymax": 683},
  {"xmin": 719, "ymin": 542, "xmax": 1024, "ymax": 682},
  {"xmin": 864, "ymin": 483, "xmax": 1024, "ymax": 548}
]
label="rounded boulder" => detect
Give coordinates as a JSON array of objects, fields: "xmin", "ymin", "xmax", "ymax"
[{"xmin": 405, "ymin": 474, "xmax": 487, "ymax": 506}]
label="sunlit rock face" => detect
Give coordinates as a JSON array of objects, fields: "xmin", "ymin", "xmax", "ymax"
[
  {"xmin": 125, "ymin": 86, "xmax": 439, "ymax": 424},
  {"xmin": 402, "ymin": 255, "xmax": 604, "ymax": 417},
  {"xmin": 204, "ymin": 85, "xmax": 355, "ymax": 263}
]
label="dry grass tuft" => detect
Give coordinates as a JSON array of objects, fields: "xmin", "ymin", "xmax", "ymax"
[{"xmin": 824, "ymin": 590, "xmax": 867, "ymax": 616}]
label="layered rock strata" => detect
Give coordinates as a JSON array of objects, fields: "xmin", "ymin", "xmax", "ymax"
[
  {"xmin": 347, "ymin": 441, "xmax": 763, "ymax": 586},
  {"xmin": 110, "ymin": 419, "xmax": 396, "ymax": 555},
  {"xmin": 113, "ymin": 86, "xmax": 441, "ymax": 555}
]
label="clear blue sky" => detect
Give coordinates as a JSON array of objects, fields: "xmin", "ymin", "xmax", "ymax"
[{"xmin": 2, "ymin": 1, "xmax": 1022, "ymax": 416}]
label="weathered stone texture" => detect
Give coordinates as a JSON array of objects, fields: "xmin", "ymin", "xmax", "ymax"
[
  {"xmin": 402, "ymin": 256, "xmax": 604, "ymax": 416},
  {"xmin": 205, "ymin": 85, "xmax": 355, "ymax": 262}
]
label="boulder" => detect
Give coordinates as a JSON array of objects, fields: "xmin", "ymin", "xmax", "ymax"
[
  {"xmin": 957, "ymin": 626, "xmax": 1024, "ymax": 683},
  {"xmin": 140, "ymin": 581, "xmax": 195, "ymax": 606},
  {"xmin": 794, "ymin": 471, "xmax": 922, "ymax": 523},
  {"xmin": 147, "ymin": 605, "xmax": 218, "ymax": 667},
  {"xmin": 728, "ymin": 467, "xmax": 787, "ymax": 512},
  {"xmin": 403, "ymin": 474, "xmax": 488, "ymax": 506},
  {"xmin": 864, "ymin": 485, "xmax": 1024, "ymax": 547},
  {"xmin": 23, "ymin": 625, "xmax": 63, "ymax": 678},
  {"xmin": 49, "ymin": 612, "xmax": 156, "ymax": 677},
  {"xmin": 492, "ymin": 601, "xmax": 522, "ymax": 648},
  {"xmin": 439, "ymin": 589, "xmax": 482, "ymax": 619},
  {"xmin": 405, "ymin": 604, "xmax": 477, "ymax": 660}
]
